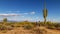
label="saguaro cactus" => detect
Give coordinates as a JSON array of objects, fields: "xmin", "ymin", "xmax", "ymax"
[
  {"xmin": 43, "ymin": 9, "xmax": 47, "ymax": 24},
  {"xmin": 43, "ymin": 0, "xmax": 48, "ymax": 24}
]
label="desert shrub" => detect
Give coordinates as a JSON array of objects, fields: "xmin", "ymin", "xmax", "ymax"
[
  {"xmin": 15, "ymin": 25, "xmax": 21, "ymax": 27},
  {"xmin": 39, "ymin": 22, "xmax": 45, "ymax": 26},
  {"xmin": 46, "ymin": 22, "xmax": 60, "ymax": 30},
  {"xmin": 55, "ymin": 23, "xmax": 60, "ymax": 27},
  {"xmin": 6, "ymin": 26, "xmax": 13, "ymax": 30},
  {"xmin": 54, "ymin": 23, "xmax": 60, "ymax": 30},
  {"xmin": 45, "ymin": 21, "xmax": 53, "ymax": 26},
  {"xmin": 24, "ymin": 24, "xmax": 33, "ymax": 30},
  {"xmin": 31, "ymin": 23, "xmax": 35, "ymax": 25},
  {"xmin": 11, "ymin": 25, "xmax": 15, "ymax": 27},
  {"xmin": 1, "ymin": 30, "xmax": 7, "ymax": 33},
  {"xmin": 0, "ymin": 25, "xmax": 7, "ymax": 30},
  {"xmin": 8, "ymin": 23, "xmax": 15, "ymax": 25},
  {"xmin": 16, "ymin": 25, "xmax": 20, "ymax": 27},
  {"xmin": 56, "ymin": 27, "xmax": 60, "ymax": 30},
  {"xmin": 0, "ymin": 25, "xmax": 13, "ymax": 31},
  {"xmin": 47, "ymin": 26, "xmax": 55, "ymax": 29}
]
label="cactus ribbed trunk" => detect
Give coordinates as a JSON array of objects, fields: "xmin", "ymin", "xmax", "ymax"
[{"xmin": 44, "ymin": 18, "xmax": 46, "ymax": 24}]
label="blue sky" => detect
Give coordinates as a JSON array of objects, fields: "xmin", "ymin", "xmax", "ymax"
[{"xmin": 0, "ymin": 0, "xmax": 60, "ymax": 22}]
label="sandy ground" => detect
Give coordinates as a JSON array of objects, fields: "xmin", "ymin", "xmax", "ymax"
[
  {"xmin": 39, "ymin": 26, "xmax": 60, "ymax": 34},
  {"xmin": 0, "ymin": 26, "xmax": 60, "ymax": 34}
]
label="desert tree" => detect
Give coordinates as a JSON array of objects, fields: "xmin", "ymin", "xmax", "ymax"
[
  {"xmin": 3, "ymin": 18, "xmax": 7, "ymax": 25},
  {"xmin": 3, "ymin": 18, "xmax": 7, "ymax": 22}
]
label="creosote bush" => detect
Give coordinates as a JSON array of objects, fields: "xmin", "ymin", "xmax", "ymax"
[
  {"xmin": 24, "ymin": 24, "xmax": 33, "ymax": 30},
  {"xmin": 47, "ymin": 26, "xmax": 55, "ymax": 29},
  {"xmin": 0, "ymin": 25, "xmax": 7, "ymax": 30},
  {"xmin": 0, "ymin": 25, "xmax": 13, "ymax": 31}
]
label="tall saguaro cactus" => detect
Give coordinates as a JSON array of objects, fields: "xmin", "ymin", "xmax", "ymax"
[
  {"xmin": 43, "ymin": 0, "xmax": 48, "ymax": 24},
  {"xmin": 43, "ymin": 9, "xmax": 47, "ymax": 24}
]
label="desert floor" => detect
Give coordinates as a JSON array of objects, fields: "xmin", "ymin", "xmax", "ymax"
[{"xmin": 0, "ymin": 26, "xmax": 60, "ymax": 34}]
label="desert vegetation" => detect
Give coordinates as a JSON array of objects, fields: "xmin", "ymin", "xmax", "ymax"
[{"xmin": 0, "ymin": 18, "xmax": 60, "ymax": 34}]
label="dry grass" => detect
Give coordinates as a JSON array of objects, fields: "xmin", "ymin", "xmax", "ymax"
[{"xmin": 0, "ymin": 22, "xmax": 60, "ymax": 34}]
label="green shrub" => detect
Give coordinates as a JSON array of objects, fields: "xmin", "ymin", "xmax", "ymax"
[
  {"xmin": 6, "ymin": 26, "xmax": 13, "ymax": 30},
  {"xmin": 24, "ymin": 24, "xmax": 33, "ymax": 30},
  {"xmin": 0, "ymin": 25, "xmax": 7, "ymax": 30},
  {"xmin": 0, "ymin": 25, "xmax": 13, "ymax": 31},
  {"xmin": 47, "ymin": 26, "xmax": 55, "ymax": 29},
  {"xmin": 11, "ymin": 25, "xmax": 15, "ymax": 27}
]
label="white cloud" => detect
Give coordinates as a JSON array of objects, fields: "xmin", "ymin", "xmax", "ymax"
[
  {"xmin": 7, "ymin": 11, "xmax": 20, "ymax": 13},
  {"xmin": 23, "ymin": 13, "xmax": 28, "ymax": 15},
  {"xmin": 0, "ymin": 13, "xmax": 21, "ymax": 16},
  {"xmin": 0, "ymin": 11, "xmax": 36, "ymax": 21},
  {"xmin": 22, "ymin": 11, "xmax": 35, "ymax": 15},
  {"xmin": 30, "ymin": 11, "xmax": 35, "ymax": 15},
  {"xmin": 6, "ymin": 11, "xmax": 35, "ymax": 15}
]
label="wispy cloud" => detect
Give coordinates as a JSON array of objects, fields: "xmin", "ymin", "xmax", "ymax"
[
  {"xmin": 5, "ymin": 10, "xmax": 36, "ymax": 15},
  {"xmin": 30, "ymin": 11, "xmax": 35, "ymax": 15},
  {"xmin": 6, "ymin": 11, "xmax": 20, "ymax": 13},
  {"xmin": 23, "ymin": 11, "xmax": 35, "ymax": 15},
  {"xmin": 0, "ymin": 13, "xmax": 21, "ymax": 16},
  {"xmin": 0, "ymin": 11, "xmax": 37, "ymax": 21},
  {"xmin": 23, "ymin": 13, "xmax": 29, "ymax": 15}
]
